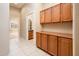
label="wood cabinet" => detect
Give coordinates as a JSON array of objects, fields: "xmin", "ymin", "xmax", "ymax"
[
  {"xmin": 58, "ymin": 37, "xmax": 73, "ymax": 56},
  {"xmin": 41, "ymin": 33, "xmax": 47, "ymax": 51},
  {"xmin": 61, "ymin": 3, "xmax": 72, "ymax": 22},
  {"xmin": 44, "ymin": 8, "xmax": 52, "ymax": 23},
  {"xmin": 28, "ymin": 30, "xmax": 33, "ymax": 40},
  {"xmin": 48, "ymin": 35, "xmax": 57, "ymax": 55},
  {"xmin": 40, "ymin": 3, "xmax": 72, "ymax": 24},
  {"xmin": 40, "ymin": 11, "xmax": 45, "ymax": 24},
  {"xmin": 36, "ymin": 32, "xmax": 73, "ymax": 56},
  {"xmin": 52, "ymin": 4, "xmax": 61, "ymax": 22},
  {"xmin": 36, "ymin": 32, "xmax": 41, "ymax": 48}
]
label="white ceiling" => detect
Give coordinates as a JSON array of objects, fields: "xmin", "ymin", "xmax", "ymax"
[{"xmin": 10, "ymin": 3, "xmax": 25, "ymax": 9}]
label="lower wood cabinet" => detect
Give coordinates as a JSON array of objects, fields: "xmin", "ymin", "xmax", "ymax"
[
  {"xmin": 36, "ymin": 32, "xmax": 41, "ymax": 48},
  {"xmin": 28, "ymin": 30, "xmax": 33, "ymax": 40},
  {"xmin": 41, "ymin": 33, "xmax": 47, "ymax": 51},
  {"xmin": 36, "ymin": 32, "xmax": 73, "ymax": 56},
  {"xmin": 47, "ymin": 35, "xmax": 57, "ymax": 55},
  {"xmin": 58, "ymin": 37, "xmax": 73, "ymax": 56}
]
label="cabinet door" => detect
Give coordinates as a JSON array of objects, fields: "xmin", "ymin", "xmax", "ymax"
[
  {"xmin": 28, "ymin": 31, "xmax": 33, "ymax": 40},
  {"xmin": 45, "ymin": 8, "xmax": 52, "ymax": 23},
  {"xmin": 52, "ymin": 4, "xmax": 61, "ymax": 22},
  {"xmin": 61, "ymin": 3, "xmax": 72, "ymax": 22},
  {"xmin": 48, "ymin": 35, "xmax": 57, "ymax": 55},
  {"xmin": 40, "ymin": 11, "xmax": 45, "ymax": 24},
  {"xmin": 58, "ymin": 37, "xmax": 73, "ymax": 56},
  {"xmin": 41, "ymin": 33, "xmax": 47, "ymax": 51},
  {"xmin": 36, "ymin": 32, "xmax": 41, "ymax": 48}
]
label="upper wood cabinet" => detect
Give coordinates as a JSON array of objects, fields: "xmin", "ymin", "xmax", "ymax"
[
  {"xmin": 48, "ymin": 35, "xmax": 57, "ymax": 56},
  {"xmin": 40, "ymin": 3, "xmax": 72, "ymax": 24},
  {"xmin": 52, "ymin": 4, "xmax": 61, "ymax": 22},
  {"xmin": 61, "ymin": 3, "xmax": 72, "ymax": 22},
  {"xmin": 44, "ymin": 8, "xmax": 52, "ymax": 23},
  {"xmin": 40, "ymin": 11, "xmax": 45, "ymax": 24},
  {"xmin": 36, "ymin": 32, "xmax": 41, "ymax": 48},
  {"xmin": 41, "ymin": 33, "xmax": 47, "ymax": 51},
  {"xmin": 58, "ymin": 37, "xmax": 73, "ymax": 56}
]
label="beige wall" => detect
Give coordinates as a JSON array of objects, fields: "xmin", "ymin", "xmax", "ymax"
[
  {"xmin": 10, "ymin": 7, "xmax": 20, "ymax": 19},
  {"xmin": 20, "ymin": 4, "xmax": 41, "ymax": 39},
  {"xmin": 42, "ymin": 22, "xmax": 72, "ymax": 33},
  {"xmin": 0, "ymin": 3, "xmax": 9, "ymax": 55},
  {"xmin": 20, "ymin": 4, "xmax": 30, "ymax": 39},
  {"xmin": 20, "ymin": 4, "xmax": 42, "ymax": 44},
  {"xmin": 73, "ymin": 3, "xmax": 79, "ymax": 56}
]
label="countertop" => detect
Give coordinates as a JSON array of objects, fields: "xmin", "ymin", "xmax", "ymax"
[
  {"xmin": 28, "ymin": 30, "xmax": 33, "ymax": 31},
  {"xmin": 37, "ymin": 31, "xmax": 72, "ymax": 39}
]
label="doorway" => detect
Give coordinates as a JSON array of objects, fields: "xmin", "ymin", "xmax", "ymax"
[
  {"xmin": 10, "ymin": 17, "xmax": 20, "ymax": 40},
  {"xmin": 26, "ymin": 13, "xmax": 36, "ymax": 45}
]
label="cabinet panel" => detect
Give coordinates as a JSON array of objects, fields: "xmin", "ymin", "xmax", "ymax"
[
  {"xmin": 48, "ymin": 35, "xmax": 57, "ymax": 55},
  {"xmin": 52, "ymin": 4, "xmax": 61, "ymax": 22},
  {"xmin": 40, "ymin": 11, "xmax": 45, "ymax": 23},
  {"xmin": 45, "ymin": 8, "xmax": 52, "ymax": 23},
  {"xmin": 58, "ymin": 37, "xmax": 73, "ymax": 56},
  {"xmin": 41, "ymin": 33, "xmax": 47, "ymax": 51},
  {"xmin": 61, "ymin": 3, "xmax": 72, "ymax": 22},
  {"xmin": 36, "ymin": 32, "xmax": 41, "ymax": 48}
]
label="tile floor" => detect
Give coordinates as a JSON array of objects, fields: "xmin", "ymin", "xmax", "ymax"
[{"xmin": 8, "ymin": 32, "xmax": 50, "ymax": 56}]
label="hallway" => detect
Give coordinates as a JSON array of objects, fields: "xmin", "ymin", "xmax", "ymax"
[{"xmin": 8, "ymin": 32, "xmax": 49, "ymax": 56}]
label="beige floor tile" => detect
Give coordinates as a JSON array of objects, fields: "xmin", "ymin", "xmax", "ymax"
[{"xmin": 8, "ymin": 32, "xmax": 50, "ymax": 56}]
